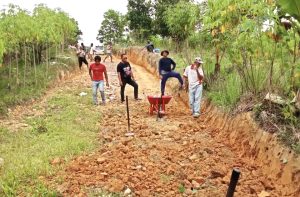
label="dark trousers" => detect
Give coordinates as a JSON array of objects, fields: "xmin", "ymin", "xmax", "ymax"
[
  {"xmin": 161, "ymin": 71, "xmax": 183, "ymax": 95},
  {"xmin": 120, "ymin": 79, "xmax": 138, "ymax": 102},
  {"xmin": 78, "ymin": 57, "xmax": 88, "ymax": 69}
]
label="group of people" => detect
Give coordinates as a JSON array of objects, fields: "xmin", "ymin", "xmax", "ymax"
[
  {"xmin": 73, "ymin": 42, "xmax": 113, "ymax": 70},
  {"xmin": 88, "ymin": 48, "xmax": 204, "ymax": 118},
  {"xmin": 158, "ymin": 50, "xmax": 204, "ymax": 117}
]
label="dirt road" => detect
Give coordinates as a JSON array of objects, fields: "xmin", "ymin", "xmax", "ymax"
[{"xmin": 43, "ymin": 59, "xmax": 296, "ymax": 197}]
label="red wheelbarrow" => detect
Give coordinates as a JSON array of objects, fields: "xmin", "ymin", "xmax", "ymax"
[{"xmin": 147, "ymin": 95, "xmax": 172, "ymax": 115}]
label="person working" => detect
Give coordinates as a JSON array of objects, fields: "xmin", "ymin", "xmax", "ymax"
[
  {"xmin": 142, "ymin": 40, "xmax": 154, "ymax": 52},
  {"xmin": 159, "ymin": 50, "xmax": 183, "ymax": 95}
]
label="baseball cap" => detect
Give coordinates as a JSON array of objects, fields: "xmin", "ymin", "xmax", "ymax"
[{"xmin": 195, "ymin": 57, "xmax": 204, "ymax": 64}]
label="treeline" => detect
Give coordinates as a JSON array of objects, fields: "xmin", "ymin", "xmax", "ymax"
[
  {"xmin": 96, "ymin": 0, "xmax": 198, "ymax": 44},
  {"xmin": 100, "ymin": 0, "xmax": 300, "ymax": 146},
  {"xmin": 101, "ymin": 0, "xmax": 299, "ymax": 97},
  {"xmin": 0, "ymin": 4, "xmax": 81, "ymax": 87}
]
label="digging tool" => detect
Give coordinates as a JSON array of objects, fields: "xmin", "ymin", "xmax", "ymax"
[{"xmin": 226, "ymin": 168, "xmax": 240, "ymax": 197}]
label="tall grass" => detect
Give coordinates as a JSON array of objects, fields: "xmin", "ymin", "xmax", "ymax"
[{"xmin": 207, "ymin": 72, "xmax": 242, "ymax": 108}]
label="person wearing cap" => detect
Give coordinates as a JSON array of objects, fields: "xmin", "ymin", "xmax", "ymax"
[
  {"xmin": 89, "ymin": 56, "xmax": 109, "ymax": 105},
  {"xmin": 183, "ymin": 57, "xmax": 204, "ymax": 118},
  {"xmin": 159, "ymin": 50, "xmax": 184, "ymax": 96}
]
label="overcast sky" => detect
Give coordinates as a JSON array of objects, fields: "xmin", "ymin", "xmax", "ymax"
[{"xmin": 1, "ymin": 0, "xmax": 128, "ymax": 46}]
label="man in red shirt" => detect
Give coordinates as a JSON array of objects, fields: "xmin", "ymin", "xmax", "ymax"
[{"xmin": 89, "ymin": 56, "xmax": 109, "ymax": 105}]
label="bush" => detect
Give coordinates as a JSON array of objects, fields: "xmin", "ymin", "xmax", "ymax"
[{"xmin": 207, "ymin": 72, "xmax": 242, "ymax": 108}]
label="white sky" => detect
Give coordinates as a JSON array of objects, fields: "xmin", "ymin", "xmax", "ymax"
[{"xmin": 1, "ymin": 0, "xmax": 128, "ymax": 46}]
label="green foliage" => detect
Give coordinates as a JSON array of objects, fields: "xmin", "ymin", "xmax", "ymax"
[
  {"xmin": 164, "ymin": 1, "xmax": 200, "ymax": 43},
  {"xmin": 178, "ymin": 184, "xmax": 186, "ymax": 193},
  {"xmin": 0, "ymin": 51, "xmax": 77, "ymax": 115},
  {"xmin": 281, "ymin": 104, "xmax": 298, "ymax": 124},
  {"xmin": 207, "ymin": 72, "xmax": 242, "ymax": 108},
  {"xmin": 153, "ymin": 0, "xmax": 181, "ymax": 37},
  {"xmin": 0, "ymin": 4, "xmax": 80, "ymax": 63},
  {"xmin": 127, "ymin": 0, "xmax": 153, "ymax": 40},
  {"xmin": 97, "ymin": 9, "xmax": 125, "ymax": 44},
  {"xmin": 278, "ymin": 0, "xmax": 300, "ymax": 21}
]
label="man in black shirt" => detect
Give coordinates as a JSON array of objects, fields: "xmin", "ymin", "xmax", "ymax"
[
  {"xmin": 117, "ymin": 54, "xmax": 140, "ymax": 102},
  {"xmin": 159, "ymin": 50, "xmax": 183, "ymax": 95}
]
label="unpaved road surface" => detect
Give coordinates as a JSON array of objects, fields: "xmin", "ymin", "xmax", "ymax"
[
  {"xmin": 0, "ymin": 58, "xmax": 295, "ymax": 196},
  {"xmin": 43, "ymin": 60, "xmax": 289, "ymax": 197}
]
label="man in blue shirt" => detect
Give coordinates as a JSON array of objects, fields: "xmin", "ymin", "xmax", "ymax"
[{"xmin": 159, "ymin": 50, "xmax": 183, "ymax": 95}]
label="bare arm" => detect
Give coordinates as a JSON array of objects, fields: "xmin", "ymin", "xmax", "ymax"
[
  {"xmin": 129, "ymin": 64, "xmax": 135, "ymax": 80},
  {"xmin": 118, "ymin": 72, "xmax": 123, "ymax": 86},
  {"xmin": 183, "ymin": 75, "xmax": 188, "ymax": 83},
  {"xmin": 104, "ymin": 70, "xmax": 109, "ymax": 86},
  {"xmin": 196, "ymin": 69, "xmax": 204, "ymax": 82},
  {"xmin": 89, "ymin": 67, "xmax": 93, "ymax": 80}
]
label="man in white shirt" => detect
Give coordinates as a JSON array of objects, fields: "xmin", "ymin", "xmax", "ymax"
[
  {"xmin": 88, "ymin": 43, "xmax": 95, "ymax": 62},
  {"xmin": 183, "ymin": 57, "xmax": 204, "ymax": 118}
]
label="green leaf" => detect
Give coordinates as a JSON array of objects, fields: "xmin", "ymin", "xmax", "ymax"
[{"xmin": 278, "ymin": 0, "xmax": 300, "ymax": 21}]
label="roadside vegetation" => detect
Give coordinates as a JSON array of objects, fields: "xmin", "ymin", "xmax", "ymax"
[
  {"xmin": 0, "ymin": 4, "xmax": 102, "ymax": 195},
  {"xmin": 0, "ymin": 0, "xmax": 300, "ymax": 195},
  {"xmin": 104, "ymin": 0, "xmax": 300, "ymax": 152},
  {"xmin": 0, "ymin": 4, "xmax": 81, "ymax": 115}
]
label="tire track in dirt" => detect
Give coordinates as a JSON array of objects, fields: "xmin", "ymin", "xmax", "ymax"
[{"xmin": 46, "ymin": 60, "xmax": 290, "ymax": 197}]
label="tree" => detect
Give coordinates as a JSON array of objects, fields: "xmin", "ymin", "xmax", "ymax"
[
  {"xmin": 97, "ymin": 9, "xmax": 125, "ymax": 44},
  {"xmin": 153, "ymin": 0, "xmax": 184, "ymax": 37},
  {"xmin": 127, "ymin": 0, "xmax": 153, "ymax": 40},
  {"xmin": 0, "ymin": 3, "xmax": 80, "ymax": 88},
  {"xmin": 164, "ymin": 1, "xmax": 200, "ymax": 49}
]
